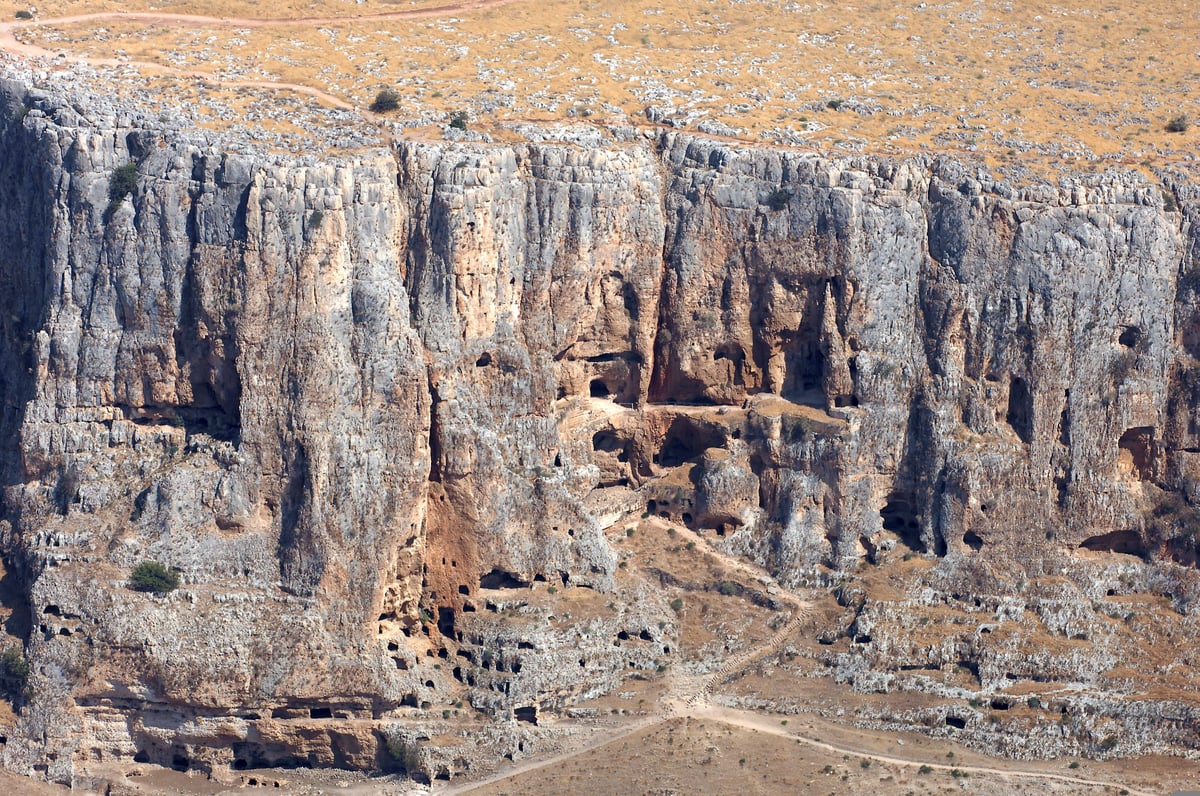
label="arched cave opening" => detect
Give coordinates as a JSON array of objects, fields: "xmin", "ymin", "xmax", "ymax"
[
  {"xmin": 963, "ymin": 531, "xmax": 984, "ymax": 551},
  {"xmin": 1118, "ymin": 326, "xmax": 1142, "ymax": 348},
  {"xmin": 881, "ymin": 493, "xmax": 924, "ymax": 552},
  {"xmin": 1118, "ymin": 427, "xmax": 1155, "ymax": 481},
  {"xmin": 478, "ymin": 569, "xmax": 528, "ymax": 589},
  {"xmin": 1006, "ymin": 376, "xmax": 1033, "ymax": 443},
  {"xmin": 1080, "ymin": 529, "xmax": 1146, "ymax": 558},
  {"xmin": 783, "ymin": 338, "xmax": 826, "ymax": 404},
  {"xmin": 655, "ymin": 417, "xmax": 725, "ymax": 468}
]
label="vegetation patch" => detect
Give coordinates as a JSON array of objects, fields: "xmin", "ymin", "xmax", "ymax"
[{"xmin": 128, "ymin": 561, "xmax": 180, "ymax": 594}]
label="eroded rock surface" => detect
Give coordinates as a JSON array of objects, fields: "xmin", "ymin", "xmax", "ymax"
[{"xmin": 0, "ymin": 76, "xmax": 1198, "ymax": 783}]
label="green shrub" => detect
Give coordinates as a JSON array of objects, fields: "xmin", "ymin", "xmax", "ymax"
[
  {"xmin": 1166, "ymin": 114, "xmax": 1190, "ymax": 133},
  {"xmin": 625, "ymin": 527, "xmax": 635, "ymax": 537},
  {"xmin": 918, "ymin": 764, "xmax": 933, "ymax": 775},
  {"xmin": 109, "ymin": 163, "xmax": 138, "ymax": 203},
  {"xmin": 14, "ymin": 10, "xmax": 32, "ymax": 19},
  {"xmin": 449, "ymin": 110, "xmax": 469, "ymax": 130},
  {"xmin": 370, "ymin": 88, "xmax": 401, "ymax": 113},
  {"xmin": 1026, "ymin": 696, "xmax": 1041, "ymax": 709},
  {"xmin": 669, "ymin": 597, "xmax": 683, "ymax": 612},
  {"xmin": 0, "ymin": 647, "xmax": 29, "ymax": 685},
  {"xmin": 826, "ymin": 98, "xmax": 844, "ymax": 110},
  {"xmin": 105, "ymin": 162, "xmax": 139, "ymax": 220},
  {"xmin": 716, "ymin": 581, "xmax": 738, "ymax": 596},
  {"xmin": 128, "ymin": 561, "xmax": 180, "ymax": 594},
  {"xmin": 386, "ymin": 734, "xmax": 422, "ymax": 772}
]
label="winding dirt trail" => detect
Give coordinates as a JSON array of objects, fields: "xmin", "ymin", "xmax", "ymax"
[
  {"xmin": 0, "ymin": 0, "xmax": 524, "ymax": 112},
  {"xmin": 433, "ymin": 508, "xmax": 1157, "ymax": 795}
]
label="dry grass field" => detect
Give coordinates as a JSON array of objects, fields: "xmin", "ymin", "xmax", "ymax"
[{"xmin": 0, "ymin": 0, "xmax": 1195, "ymax": 167}]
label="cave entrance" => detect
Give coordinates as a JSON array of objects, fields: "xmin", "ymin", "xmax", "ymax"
[
  {"xmin": 654, "ymin": 417, "xmax": 724, "ymax": 468},
  {"xmin": 437, "ymin": 607, "xmax": 456, "ymax": 639},
  {"xmin": 592, "ymin": 430, "xmax": 629, "ymax": 461},
  {"xmin": 881, "ymin": 492, "xmax": 924, "ymax": 552},
  {"xmin": 478, "ymin": 569, "xmax": 528, "ymax": 589},
  {"xmin": 1006, "ymin": 376, "xmax": 1033, "ymax": 443},
  {"xmin": 783, "ymin": 338, "xmax": 825, "ymax": 405},
  {"xmin": 1118, "ymin": 427, "xmax": 1155, "ymax": 481},
  {"xmin": 1079, "ymin": 529, "xmax": 1146, "ymax": 558}
]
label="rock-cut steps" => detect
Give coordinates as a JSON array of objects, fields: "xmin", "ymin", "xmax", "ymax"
[{"xmin": 687, "ymin": 605, "xmax": 811, "ymax": 706}]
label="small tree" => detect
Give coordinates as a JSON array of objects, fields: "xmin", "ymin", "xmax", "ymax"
[
  {"xmin": 1166, "ymin": 114, "xmax": 1190, "ymax": 133},
  {"xmin": 449, "ymin": 111, "xmax": 469, "ymax": 130},
  {"xmin": 0, "ymin": 647, "xmax": 29, "ymax": 685},
  {"xmin": 370, "ymin": 88, "xmax": 401, "ymax": 113},
  {"xmin": 106, "ymin": 162, "xmax": 139, "ymax": 219},
  {"xmin": 0, "ymin": 646, "xmax": 30, "ymax": 705},
  {"xmin": 128, "ymin": 561, "xmax": 180, "ymax": 594},
  {"xmin": 386, "ymin": 734, "xmax": 423, "ymax": 775}
]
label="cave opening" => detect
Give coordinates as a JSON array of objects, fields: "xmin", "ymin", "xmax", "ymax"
[
  {"xmin": 783, "ymin": 338, "xmax": 826, "ymax": 404},
  {"xmin": 655, "ymin": 417, "xmax": 724, "ymax": 468},
  {"xmin": 881, "ymin": 493, "xmax": 924, "ymax": 552},
  {"xmin": 478, "ymin": 569, "xmax": 528, "ymax": 590},
  {"xmin": 1006, "ymin": 376, "xmax": 1033, "ymax": 443},
  {"xmin": 963, "ymin": 531, "xmax": 984, "ymax": 551},
  {"xmin": 1080, "ymin": 529, "xmax": 1146, "ymax": 557},
  {"xmin": 1118, "ymin": 326, "xmax": 1142, "ymax": 348},
  {"xmin": 1118, "ymin": 427, "xmax": 1155, "ymax": 481},
  {"xmin": 514, "ymin": 706, "xmax": 538, "ymax": 725},
  {"xmin": 589, "ymin": 379, "xmax": 611, "ymax": 399},
  {"xmin": 437, "ymin": 607, "xmax": 456, "ymax": 639},
  {"xmin": 592, "ymin": 430, "xmax": 629, "ymax": 462}
]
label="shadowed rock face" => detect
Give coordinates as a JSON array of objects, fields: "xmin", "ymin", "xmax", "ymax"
[{"xmin": 0, "ymin": 78, "xmax": 1197, "ymax": 779}]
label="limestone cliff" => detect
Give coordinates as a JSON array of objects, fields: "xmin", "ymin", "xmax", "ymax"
[{"xmin": 0, "ymin": 76, "xmax": 1197, "ymax": 782}]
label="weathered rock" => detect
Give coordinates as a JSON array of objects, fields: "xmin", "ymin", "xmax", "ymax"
[{"xmin": 0, "ymin": 73, "xmax": 1198, "ymax": 780}]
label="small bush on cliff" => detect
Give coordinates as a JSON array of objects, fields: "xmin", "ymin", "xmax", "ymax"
[
  {"xmin": 385, "ymin": 734, "xmax": 423, "ymax": 773},
  {"xmin": 0, "ymin": 647, "xmax": 29, "ymax": 687},
  {"xmin": 105, "ymin": 163, "xmax": 139, "ymax": 219},
  {"xmin": 370, "ymin": 88, "xmax": 401, "ymax": 113},
  {"xmin": 0, "ymin": 647, "xmax": 30, "ymax": 705},
  {"xmin": 128, "ymin": 561, "xmax": 180, "ymax": 594}
]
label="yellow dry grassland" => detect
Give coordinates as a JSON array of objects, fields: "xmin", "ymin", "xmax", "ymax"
[{"xmin": 2, "ymin": 0, "xmax": 1197, "ymax": 166}]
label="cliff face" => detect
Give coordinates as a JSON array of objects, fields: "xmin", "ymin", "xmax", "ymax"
[{"xmin": 0, "ymin": 78, "xmax": 1197, "ymax": 780}]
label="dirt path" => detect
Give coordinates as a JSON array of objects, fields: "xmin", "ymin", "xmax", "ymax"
[
  {"xmin": 0, "ymin": 0, "xmax": 524, "ymax": 37},
  {"xmin": 0, "ymin": 0, "xmax": 524, "ymax": 112},
  {"xmin": 435, "ymin": 509, "xmax": 1156, "ymax": 795},
  {"xmin": 696, "ymin": 704, "xmax": 1158, "ymax": 796}
]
